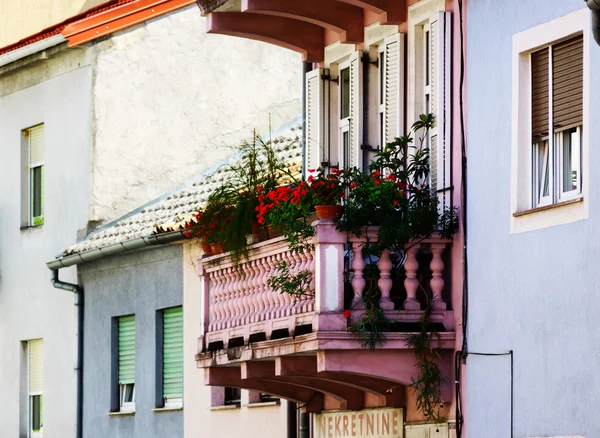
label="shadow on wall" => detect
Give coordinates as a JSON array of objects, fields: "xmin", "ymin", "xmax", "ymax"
[{"xmin": 80, "ymin": 0, "xmax": 115, "ymax": 13}]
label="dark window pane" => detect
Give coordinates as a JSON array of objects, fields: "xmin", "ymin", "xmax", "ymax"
[
  {"xmin": 340, "ymin": 67, "xmax": 350, "ymax": 119},
  {"xmin": 31, "ymin": 395, "xmax": 42, "ymax": 431},
  {"xmin": 379, "ymin": 53, "xmax": 384, "ymax": 105},
  {"xmin": 425, "ymin": 31, "xmax": 430, "ymax": 86},
  {"xmin": 32, "ymin": 166, "xmax": 43, "ymax": 219},
  {"xmin": 225, "ymin": 387, "xmax": 241, "ymax": 405}
]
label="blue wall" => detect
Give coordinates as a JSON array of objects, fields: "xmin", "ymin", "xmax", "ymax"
[
  {"xmin": 79, "ymin": 245, "xmax": 183, "ymax": 438},
  {"xmin": 466, "ymin": 1, "xmax": 600, "ymax": 437}
]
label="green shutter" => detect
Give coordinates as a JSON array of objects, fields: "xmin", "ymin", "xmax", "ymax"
[
  {"xmin": 163, "ymin": 307, "xmax": 183, "ymax": 399},
  {"xmin": 118, "ymin": 315, "xmax": 135, "ymax": 384}
]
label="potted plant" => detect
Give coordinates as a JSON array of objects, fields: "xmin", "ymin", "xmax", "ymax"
[
  {"xmin": 256, "ymin": 181, "xmax": 315, "ymax": 254},
  {"xmin": 306, "ymin": 167, "xmax": 345, "ymax": 220}
]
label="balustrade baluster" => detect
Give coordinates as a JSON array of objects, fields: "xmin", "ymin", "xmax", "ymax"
[
  {"xmin": 307, "ymin": 250, "xmax": 315, "ymax": 312},
  {"xmin": 430, "ymin": 243, "xmax": 448, "ymax": 310},
  {"xmin": 223, "ymin": 267, "xmax": 235, "ymax": 328},
  {"xmin": 351, "ymin": 242, "xmax": 366, "ymax": 307},
  {"xmin": 213, "ymin": 268, "xmax": 225, "ymax": 330},
  {"xmin": 260, "ymin": 256, "xmax": 272, "ymax": 321},
  {"xmin": 403, "ymin": 245, "xmax": 421, "ymax": 310},
  {"xmin": 377, "ymin": 249, "xmax": 394, "ymax": 310},
  {"xmin": 246, "ymin": 261, "xmax": 257, "ymax": 323},
  {"xmin": 207, "ymin": 270, "xmax": 217, "ymax": 331}
]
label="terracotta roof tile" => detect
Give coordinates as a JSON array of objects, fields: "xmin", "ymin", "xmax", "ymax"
[{"xmin": 62, "ymin": 124, "xmax": 303, "ymax": 256}]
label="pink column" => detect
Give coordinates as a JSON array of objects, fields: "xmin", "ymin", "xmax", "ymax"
[
  {"xmin": 430, "ymin": 243, "xmax": 448, "ymax": 311},
  {"xmin": 312, "ymin": 221, "xmax": 347, "ymax": 332},
  {"xmin": 403, "ymin": 245, "xmax": 421, "ymax": 310}
]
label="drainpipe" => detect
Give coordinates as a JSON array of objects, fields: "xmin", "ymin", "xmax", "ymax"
[
  {"xmin": 302, "ymin": 61, "xmax": 312, "ymax": 180},
  {"xmin": 50, "ymin": 269, "xmax": 84, "ymax": 438},
  {"xmin": 298, "ymin": 411, "xmax": 310, "ymax": 438},
  {"xmin": 587, "ymin": 0, "xmax": 600, "ymax": 45}
]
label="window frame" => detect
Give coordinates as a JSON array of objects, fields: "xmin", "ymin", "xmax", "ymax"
[
  {"xmin": 26, "ymin": 339, "xmax": 44, "ymax": 438},
  {"xmin": 511, "ymin": 9, "xmax": 589, "ymax": 234},
  {"xmin": 377, "ymin": 45, "xmax": 385, "ymax": 149},
  {"xmin": 156, "ymin": 306, "xmax": 183, "ymax": 410},
  {"xmin": 530, "ymin": 42, "xmax": 583, "ymax": 208},
  {"xmin": 22, "ymin": 124, "xmax": 45, "ymax": 228},
  {"xmin": 113, "ymin": 315, "xmax": 136, "ymax": 413},
  {"xmin": 338, "ymin": 59, "xmax": 351, "ymax": 170}
]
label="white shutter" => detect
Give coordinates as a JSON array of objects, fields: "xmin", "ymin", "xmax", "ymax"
[
  {"xmin": 430, "ymin": 12, "xmax": 452, "ymax": 211},
  {"xmin": 28, "ymin": 125, "xmax": 44, "ymax": 165},
  {"xmin": 384, "ymin": 33, "xmax": 405, "ymax": 143},
  {"xmin": 28, "ymin": 339, "xmax": 44, "ymax": 394},
  {"xmin": 305, "ymin": 68, "xmax": 324, "ymax": 172},
  {"xmin": 348, "ymin": 51, "xmax": 362, "ymax": 169}
]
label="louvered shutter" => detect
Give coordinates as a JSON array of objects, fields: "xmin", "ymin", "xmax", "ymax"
[
  {"xmin": 552, "ymin": 35, "xmax": 583, "ymax": 130},
  {"xmin": 348, "ymin": 51, "xmax": 363, "ymax": 170},
  {"xmin": 28, "ymin": 125, "xmax": 44, "ymax": 164},
  {"xmin": 118, "ymin": 315, "xmax": 135, "ymax": 384},
  {"xmin": 28, "ymin": 339, "xmax": 44, "ymax": 394},
  {"xmin": 384, "ymin": 33, "xmax": 405, "ymax": 143},
  {"xmin": 531, "ymin": 48, "xmax": 550, "ymax": 139},
  {"xmin": 305, "ymin": 68, "xmax": 324, "ymax": 173},
  {"xmin": 430, "ymin": 12, "xmax": 452, "ymax": 211},
  {"xmin": 163, "ymin": 307, "xmax": 183, "ymax": 400}
]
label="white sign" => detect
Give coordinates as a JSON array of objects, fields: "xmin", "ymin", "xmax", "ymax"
[{"xmin": 314, "ymin": 408, "xmax": 404, "ymax": 438}]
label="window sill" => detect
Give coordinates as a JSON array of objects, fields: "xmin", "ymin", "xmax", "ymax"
[
  {"xmin": 109, "ymin": 410, "xmax": 135, "ymax": 417},
  {"xmin": 245, "ymin": 401, "xmax": 281, "ymax": 408},
  {"xmin": 209, "ymin": 404, "xmax": 240, "ymax": 411},
  {"xmin": 153, "ymin": 406, "xmax": 183, "ymax": 413},
  {"xmin": 513, "ymin": 196, "xmax": 583, "ymax": 217},
  {"xmin": 20, "ymin": 225, "xmax": 43, "ymax": 231}
]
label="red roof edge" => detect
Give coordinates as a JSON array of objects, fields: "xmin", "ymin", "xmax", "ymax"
[{"xmin": 0, "ymin": 0, "xmax": 137, "ymax": 57}]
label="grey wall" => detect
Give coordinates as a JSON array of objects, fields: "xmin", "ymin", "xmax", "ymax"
[
  {"xmin": 466, "ymin": 1, "xmax": 600, "ymax": 437},
  {"xmin": 79, "ymin": 245, "xmax": 183, "ymax": 438}
]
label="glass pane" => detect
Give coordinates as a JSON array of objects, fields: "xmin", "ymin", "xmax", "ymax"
[
  {"xmin": 31, "ymin": 395, "xmax": 42, "ymax": 432},
  {"xmin": 225, "ymin": 387, "xmax": 241, "ymax": 405},
  {"xmin": 536, "ymin": 141, "xmax": 550, "ymax": 201},
  {"xmin": 340, "ymin": 67, "xmax": 350, "ymax": 119},
  {"xmin": 32, "ymin": 166, "xmax": 43, "ymax": 219},
  {"xmin": 425, "ymin": 30, "xmax": 430, "ymax": 86},
  {"xmin": 378, "ymin": 53, "xmax": 384, "ymax": 105},
  {"xmin": 343, "ymin": 131, "xmax": 350, "ymax": 170},
  {"xmin": 562, "ymin": 128, "xmax": 580, "ymax": 193},
  {"xmin": 379, "ymin": 113, "xmax": 384, "ymax": 147}
]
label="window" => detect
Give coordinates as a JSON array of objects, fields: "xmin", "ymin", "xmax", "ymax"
[
  {"xmin": 224, "ymin": 387, "xmax": 241, "ymax": 406},
  {"xmin": 158, "ymin": 306, "xmax": 183, "ymax": 409},
  {"xmin": 118, "ymin": 315, "xmax": 136, "ymax": 412},
  {"xmin": 27, "ymin": 339, "xmax": 44, "ymax": 438},
  {"xmin": 22, "ymin": 124, "xmax": 45, "ymax": 227},
  {"xmin": 339, "ymin": 63, "xmax": 351, "ymax": 170},
  {"xmin": 408, "ymin": 0, "xmax": 452, "ymax": 211},
  {"xmin": 511, "ymin": 9, "xmax": 588, "ymax": 233},
  {"xmin": 531, "ymin": 35, "xmax": 583, "ymax": 207}
]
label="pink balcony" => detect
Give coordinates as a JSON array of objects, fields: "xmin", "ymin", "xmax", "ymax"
[
  {"xmin": 196, "ymin": 221, "xmax": 454, "ymax": 352},
  {"xmin": 196, "ymin": 220, "xmax": 456, "ymax": 416}
]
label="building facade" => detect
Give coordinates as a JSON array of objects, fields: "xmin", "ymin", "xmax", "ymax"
[
  {"xmin": 466, "ymin": 1, "xmax": 595, "ymax": 437},
  {"xmin": 0, "ymin": 2, "xmax": 301, "ymax": 437},
  {"xmin": 191, "ymin": 0, "xmax": 468, "ymax": 436}
]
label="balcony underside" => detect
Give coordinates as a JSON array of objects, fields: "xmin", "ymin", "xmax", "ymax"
[
  {"xmin": 198, "ymin": 332, "xmax": 455, "ymax": 413},
  {"xmin": 201, "ymin": 0, "xmax": 409, "ymax": 62}
]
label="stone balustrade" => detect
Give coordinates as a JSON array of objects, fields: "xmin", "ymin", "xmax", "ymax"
[{"xmin": 197, "ymin": 221, "xmax": 454, "ymax": 351}]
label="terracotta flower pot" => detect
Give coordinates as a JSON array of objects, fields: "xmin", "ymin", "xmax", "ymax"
[
  {"xmin": 210, "ymin": 242, "xmax": 224, "ymax": 255},
  {"xmin": 315, "ymin": 205, "xmax": 344, "ymax": 220},
  {"xmin": 266, "ymin": 225, "xmax": 282, "ymax": 239},
  {"xmin": 201, "ymin": 242, "xmax": 212, "ymax": 256}
]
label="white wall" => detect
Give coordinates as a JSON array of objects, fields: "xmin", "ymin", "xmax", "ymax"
[
  {"xmin": 88, "ymin": 5, "xmax": 303, "ymax": 224},
  {"xmin": 0, "ymin": 51, "xmax": 92, "ymax": 438},
  {"xmin": 183, "ymin": 242, "xmax": 288, "ymax": 438}
]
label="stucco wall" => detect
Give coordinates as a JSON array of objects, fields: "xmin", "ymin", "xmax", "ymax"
[
  {"xmin": 183, "ymin": 242, "xmax": 288, "ymax": 438},
  {"xmin": 88, "ymin": 5, "xmax": 302, "ymax": 224},
  {"xmin": 79, "ymin": 245, "xmax": 184, "ymax": 438},
  {"xmin": 466, "ymin": 2, "xmax": 600, "ymax": 437},
  {"xmin": 0, "ymin": 0, "xmax": 105, "ymax": 47},
  {"xmin": 0, "ymin": 60, "xmax": 92, "ymax": 437}
]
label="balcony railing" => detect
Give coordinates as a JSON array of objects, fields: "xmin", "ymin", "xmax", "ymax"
[{"xmin": 197, "ymin": 221, "xmax": 453, "ymax": 351}]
